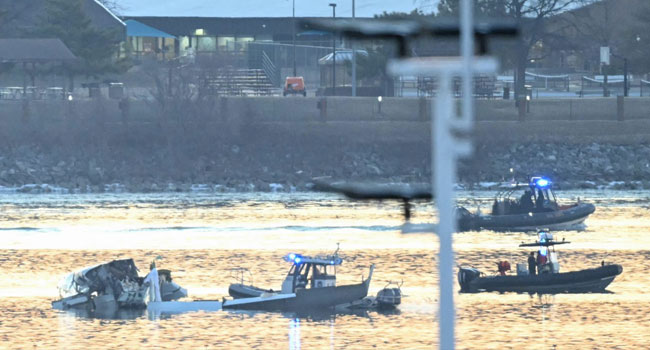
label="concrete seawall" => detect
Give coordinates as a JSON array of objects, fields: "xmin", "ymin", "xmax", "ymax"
[
  {"xmin": 1, "ymin": 95, "xmax": 650, "ymax": 191},
  {"xmin": 2, "ymin": 96, "xmax": 649, "ymax": 123}
]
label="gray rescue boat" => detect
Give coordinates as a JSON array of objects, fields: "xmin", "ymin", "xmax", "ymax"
[
  {"xmin": 458, "ymin": 230, "xmax": 622, "ymax": 294},
  {"xmin": 226, "ymin": 248, "xmax": 375, "ymax": 312}
]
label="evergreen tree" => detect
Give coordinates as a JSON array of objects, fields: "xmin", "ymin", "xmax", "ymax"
[{"xmin": 36, "ymin": 0, "xmax": 126, "ymax": 81}]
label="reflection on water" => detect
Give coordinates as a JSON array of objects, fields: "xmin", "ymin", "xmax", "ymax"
[
  {"xmin": 61, "ymin": 306, "xmax": 146, "ymax": 321},
  {"xmin": 289, "ymin": 318, "xmax": 301, "ymax": 350},
  {"xmin": 0, "ymin": 190, "xmax": 649, "ymax": 349}
]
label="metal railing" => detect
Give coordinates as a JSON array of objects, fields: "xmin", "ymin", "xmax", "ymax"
[{"xmin": 261, "ymin": 51, "xmax": 280, "ymax": 87}]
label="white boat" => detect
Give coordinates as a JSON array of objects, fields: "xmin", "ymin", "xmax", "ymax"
[{"xmin": 52, "ymin": 259, "xmax": 187, "ymax": 313}]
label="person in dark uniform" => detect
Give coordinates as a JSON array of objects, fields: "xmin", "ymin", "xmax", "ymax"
[
  {"xmin": 535, "ymin": 189, "xmax": 545, "ymax": 211},
  {"xmin": 536, "ymin": 250, "xmax": 548, "ymax": 273},
  {"xmin": 520, "ymin": 190, "xmax": 534, "ymax": 213},
  {"xmin": 527, "ymin": 251, "xmax": 536, "ymax": 275}
]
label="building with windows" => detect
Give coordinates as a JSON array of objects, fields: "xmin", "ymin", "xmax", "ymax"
[
  {"xmin": 124, "ymin": 17, "xmax": 333, "ymax": 59},
  {"xmin": 124, "ymin": 16, "xmax": 345, "ymax": 87},
  {"xmin": 125, "ymin": 19, "xmax": 176, "ymax": 60}
]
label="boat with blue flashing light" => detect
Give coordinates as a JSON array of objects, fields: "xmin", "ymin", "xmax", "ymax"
[
  {"xmin": 225, "ymin": 246, "xmax": 378, "ymax": 312},
  {"xmin": 146, "ymin": 246, "xmax": 401, "ymax": 315},
  {"xmin": 456, "ymin": 176, "xmax": 595, "ymax": 232},
  {"xmin": 457, "ymin": 230, "xmax": 623, "ymax": 294}
]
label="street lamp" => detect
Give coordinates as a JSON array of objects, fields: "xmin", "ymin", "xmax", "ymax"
[
  {"xmin": 351, "ymin": 0, "xmax": 356, "ymax": 96},
  {"xmin": 329, "ymin": 3, "xmax": 336, "ymax": 96}
]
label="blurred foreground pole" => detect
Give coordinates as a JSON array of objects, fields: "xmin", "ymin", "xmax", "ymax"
[
  {"xmin": 386, "ymin": 1, "xmax": 498, "ymax": 348},
  {"xmin": 329, "ymin": 3, "xmax": 337, "ymax": 95},
  {"xmin": 351, "ymin": 0, "xmax": 356, "ymax": 96}
]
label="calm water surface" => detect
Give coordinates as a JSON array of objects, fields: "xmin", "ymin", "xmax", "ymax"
[{"xmin": 1, "ymin": 190, "xmax": 649, "ymax": 349}]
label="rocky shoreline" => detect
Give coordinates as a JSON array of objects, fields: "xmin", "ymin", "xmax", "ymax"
[{"xmin": 1, "ymin": 141, "xmax": 649, "ymax": 194}]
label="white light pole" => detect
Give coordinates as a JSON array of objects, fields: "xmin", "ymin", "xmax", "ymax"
[
  {"xmin": 292, "ymin": 0, "xmax": 296, "ymax": 77},
  {"xmin": 386, "ymin": 1, "xmax": 498, "ymax": 348}
]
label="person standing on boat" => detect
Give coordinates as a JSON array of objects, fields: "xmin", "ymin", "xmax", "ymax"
[
  {"xmin": 520, "ymin": 190, "xmax": 534, "ymax": 213},
  {"xmin": 528, "ymin": 251, "xmax": 536, "ymax": 275},
  {"xmin": 535, "ymin": 189, "xmax": 545, "ymax": 211},
  {"xmin": 536, "ymin": 250, "xmax": 548, "ymax": 273}
]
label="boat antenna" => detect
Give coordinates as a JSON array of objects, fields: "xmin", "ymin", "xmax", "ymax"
[{"xmin": 150, "ymin": 255, "xmax": 163, "ymax": 270}]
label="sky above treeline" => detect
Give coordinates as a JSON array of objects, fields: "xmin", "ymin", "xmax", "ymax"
[{"xmin": 113, "ymin": 0, "xmax": 434, "ymax": 18}]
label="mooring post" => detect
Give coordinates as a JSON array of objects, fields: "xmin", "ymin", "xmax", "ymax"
[{"xmin": 617, "ymin": 95, "xmax": 624, "ymax": 121}]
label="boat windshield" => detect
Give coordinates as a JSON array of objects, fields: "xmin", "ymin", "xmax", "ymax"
[
  {"xmin": 312, "ymin": 264, "xmax": 335, "ymax": 276},
  {"xmin": 491, "ymin": 177, "xmax": 561, "ymax": 215}
]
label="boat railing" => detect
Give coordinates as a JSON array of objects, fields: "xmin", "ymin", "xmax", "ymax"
[
  {"xmin": 228, "ymin": 268, "xmax": 254, "ymax": 285},
  {"xmin": 382, "ymin": 280, "xmax": 404, "ymax": 293}
]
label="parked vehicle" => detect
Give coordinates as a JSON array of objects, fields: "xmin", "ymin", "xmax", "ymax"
[{"xmin": 283, "ymin": 76, "xmax": 306, "ymax": 96}]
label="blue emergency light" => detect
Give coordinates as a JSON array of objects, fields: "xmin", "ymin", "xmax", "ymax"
[
  {"xmin": 284, "ymin": 253, "xmax": 304, "ymax": 264},
  {"xmin": 531, "ymin": 177, "xmax": 551, "ymax": 189}
]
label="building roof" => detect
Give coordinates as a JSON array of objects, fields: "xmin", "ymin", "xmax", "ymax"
[
  {"xmin": 125, "ymin": 19, "xmax": 175, "ymax": 38},
  {"xmin": 115, "ymin": 0, "xmax": 422, "ymax": 18},
  {"xmin": 318, "ymin": 50, "xmax": 368, "ymax": 65},
  {"xmin": 0, "ymin": 39, "xmax": 77, "ymax": 62},
  {"xmin": 85, "ymin": 0, "xmax": 126, "ymax": 30},
  {"xmin": 124, "ymin": 16, "xmax": 324, "ymax": 37}
]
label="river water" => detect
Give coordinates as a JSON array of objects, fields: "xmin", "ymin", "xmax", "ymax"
[{"xmin": 1, "ymin": 190, "xmax": 649, "ymax": 349}]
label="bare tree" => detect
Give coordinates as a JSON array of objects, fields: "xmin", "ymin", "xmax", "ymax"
[
  {"xmin": 96, "ymin": 0, "xmax": 122, "ymax": 15},
  {"xmin": 557, "ymin": 0, "xmax": 650, "ymax": 74},
  {"xmin": 435, "ymin": 0, "xmax": 588, "ymax": 99},
  {"xmin": 503, "ymin": 1, "xmax": 588, "ymax": 99}
]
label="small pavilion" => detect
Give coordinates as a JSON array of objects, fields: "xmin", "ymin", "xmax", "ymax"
[{"xmin": 0, "ymin": 38, "xmax": 77, "ymax": 98}]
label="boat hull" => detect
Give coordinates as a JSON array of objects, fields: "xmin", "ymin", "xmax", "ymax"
[
  {"xmin": 228, "ymin": 284, "xmax": 274, "ymax": 299},
  {"xmin": 223, "ymin": 280, "xmax": 371, "ymax": 312},
  {"xmin": 459, "ymin": 203, "xmax": 595, "ymax": 232},
  {"xmin": 458, "ymin": 264, "xmax": 622, "ymax": 294}
]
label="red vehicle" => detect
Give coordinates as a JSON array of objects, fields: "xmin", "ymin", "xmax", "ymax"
[{"xmin": 283, "ymin": 76, "xmax": 306, "ymax": 96}]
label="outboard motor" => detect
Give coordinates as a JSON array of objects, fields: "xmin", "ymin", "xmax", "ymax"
[
  {"xmin": 455, "ymin": 206, "xmax": 478, "ymax": 232},
  {"xmin": 376, "ymin": 282, "xmax": 403, "ymax": 308},
  {"xmin": 458, "ymin": 267, "xmax": 481, "ymax": 292}
]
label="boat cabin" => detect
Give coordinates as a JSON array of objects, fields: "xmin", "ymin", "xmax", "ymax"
[
  {"xmin": 281, "ymin": 253, "xmax": 342, "ymax": 293},
  {"xmin": 517, "ymin": 230, "xmax": 569, "ymax": 275},
  {"xmin": 492, "ymin": 176, "xmax": 558, "ymax": 216}
]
